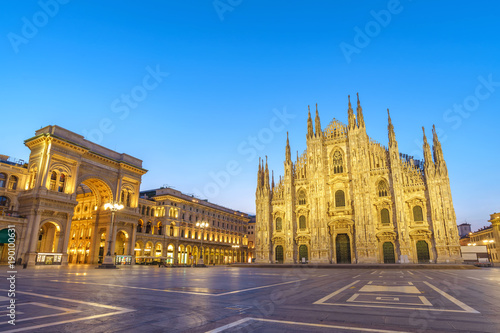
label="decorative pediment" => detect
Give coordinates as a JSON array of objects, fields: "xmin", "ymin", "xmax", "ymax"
[
  {"xmin": 409, "ymin": 228, "xmax": 432, "ymax": 240},
  {"xmin": 271, "ymin": 235, "xmax": 286, "ymax": 245},
  {"xmin": 376, "ymin": 231, "xmax": 397, "ymax": 242},
  {"xmin": 328, "ymin": 218, "xmax": 354, "ymax": 234},
  {"xmin": 406, "ymin": 196, "xmax": 425, "ymax": 207},
  {"xmin": 294, "ymin": 234, "xmax": 311, "ymax": 244},
  {"xmin": 272, "ymin": 211, "xmax": 285, "ymax": 219},
  {"xmin": 374, "ymin": 198, "xmax": 392, "ymax": 210}
]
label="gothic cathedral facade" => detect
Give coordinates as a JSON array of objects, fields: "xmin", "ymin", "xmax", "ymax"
[{"xmin": 255, "ymin": 94, "xmax": 461, "ymax": 264}]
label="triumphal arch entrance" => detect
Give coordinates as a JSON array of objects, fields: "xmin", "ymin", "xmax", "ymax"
[{"xmin": 17, "ymin": 126, "xmax": 146, "ymax": 265}]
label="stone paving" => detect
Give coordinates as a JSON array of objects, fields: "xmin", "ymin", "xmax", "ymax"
[{"xmin": 1, "ymin": 265, "xmax": 499, "ymax": 332}]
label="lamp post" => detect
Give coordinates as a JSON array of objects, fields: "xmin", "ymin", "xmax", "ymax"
[
  {"xmin": 196, "ymin": 221, "xmax": 208, "ymax": 266},
  {"xmin": 98, "ymin": 202, "xmax": 124, "ymax": 269}
]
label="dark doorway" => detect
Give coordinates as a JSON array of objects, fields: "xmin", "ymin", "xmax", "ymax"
[
  {"xmin": 299, "ymin": 245, "xmax": 308, "ymax": 262},
  {"xmin": 275, "ymin": 245, "xmax": 284, "ymax": 263},
  {"xmin": 336, "ymin": 234, "xmax": 351, "ymax": 264},
  {"xmin": 382, "ymin": 242, "xmax": 395, "ymax": 263},
  {"xmin": 416, "ymin": 240, "xmax": 430, "ymax": 263}
]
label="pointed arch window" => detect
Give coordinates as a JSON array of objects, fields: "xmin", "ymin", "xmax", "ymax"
[
  {"xmin": 275, "ymin": 217, "xmax": 282, "ymax": 231},
  {"xmin": 170, "ymin": 225, "xmax": 174, "ymax": 236},
  {"xmin": 381, "ymin": 208, "xmax": 390, "ymax": 225},
  {"xmin": 298, "ymin": 190, "xmax": 306, "ymax": 205},
  {"xmin": 378, "ymin": 180, "xmax": 389, "ymax": 197},
  {"xmin": 299, "ymin": 215, "xmax": 306, "ymax": 229},
  {"xmin": 333, "ymin": 150, "xmax": 343, "ymax": 174},
  {"xmin": 335, "ymin": 190, "xmax": 345, "ymax": 207},
  {"xmin": 413, "ymin": 205, "xmax": 424, "ymax": 222}
]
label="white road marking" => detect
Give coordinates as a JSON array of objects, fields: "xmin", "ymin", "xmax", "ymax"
[
  {"xmin": 206, "ymin": 317, "xmax": 413, "ymax": 333},
  {"xmin": 0, "ymin": 302, "xmax": 80, "ymax": 325},
  {"xmin": 423, "ymin": 281, "xmax": 479, "ymax": 313},
  {"xmin": 317, "ymin": 274, "xmax": 328, "ymax": 277},
  {"xmin": 370, "ymin": 271, "xmax": 377, "ymax": 275},
  {"xmin": 0, "ymin": 290, "xmax": 134, "ymax": 333},
  {"xmin": 467, "ymin": 276, "xmax": 481, "ymax": 281},
  {"xmin": 424, "ymin": 276, "xmax": 434, "ymax": 280},
  {"xmin": 50, "ymin": 278, "xmax": 306, "ymax": 296},
  {"xmin": 313, "ymin": 281, "xmax": 480, "ymax": 313},
  {"xmin": 353, "ymin": 274, "xmax": 361, "ymax": 278},
  {"xmin": 407, "ymin": 271, "xmax": 414, "ymax": 275},
  {"xmin": 346, "ymin": 293, "xmax": 432, "ymax": 306},
  {"xmin": 313, "ymin": 281, "xmax": 359, "ymax": 304},
  {"xmin": 359, "ymin": 285, "xmax": 421, "ymax": 294}
]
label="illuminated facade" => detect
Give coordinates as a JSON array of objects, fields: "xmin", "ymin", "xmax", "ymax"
[
  {"xmin": 0, "ymin": 125, "xmax": 248, "ymax": 266},
  {"xmin": 133, "ymin": 188, "xmax": 249, "ymax": 265},
  {"xmin": 256, "ymin": 95, "xmax": 461, "ymax": 264},
  {"xmin": 467, "ymin": 214, "xmax": 500, "ymax": 263}
]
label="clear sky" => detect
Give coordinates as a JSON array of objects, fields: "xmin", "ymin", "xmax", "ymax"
[{"xmin": 1, "ymin": 1, "xmax": 499, "ymax": 231}]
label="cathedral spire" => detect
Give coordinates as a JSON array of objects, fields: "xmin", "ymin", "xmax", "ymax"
[
  {"xmin": 432, "ymin": 124, "xmax": 445, "ymax": 166},
  {"xmin": 265, "ymin": 156, "xmax": 270, "ymax": 188},
  {"xmin": 387, "ymin": 108, "xmax": 397, "ymax": 147},
  {"xmin": 314, "ymin": 103, "xmax": 322, "ymax": 137},
  {"xmin": 285, "ymin": 132, "xmax": 291, "ymax": 163},
  {"xmin": 422, "ymin": 126, "xmax": 434, "ymax": 169},
  {"xmin": 257, "ymin": 157, "xmax": 262, "ymax": 190},
  {"xmin": 271, "ymin": 170, "xmax": 275, "ymax": 190},
  {"xmin": 348, "ymin": 95, "xmax": 356, "ymax": 130},
  {"xmin": 307, "ymin": 105, "xmax": 314, "ymax": 139},
  {"xmin": 356, "ymin": 93, "xmax": 365, "ymax": 128}
]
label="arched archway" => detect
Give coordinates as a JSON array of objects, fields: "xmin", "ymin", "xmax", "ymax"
[
  {"xmin": 166, "ymin": 244, "xmax": 174, "ymax": 264},
  {"xmin": 37, "ymin": 221, "xmax": 62, "ymax": 253},
  {"xmin": 115, "ymin": 231, "xmax": 128, "ymax": 255},
  {"xmin": 0, "ymin": 229, "xmax": 16, "ymax": 264}
]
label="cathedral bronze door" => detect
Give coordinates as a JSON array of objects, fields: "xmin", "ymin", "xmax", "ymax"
[
  {"xmin": 382, "ymin": 242, "xmax": 395, "ymax": 263},
  {"xmin": 416, "ymin": 240, "xmax": 430, "ymax": 263},
  {"xmin": 275, "ymin": 245, "xmax": 284, "ymax": 263},
  {"xmin": 336, "ymin": 234, "xmax": 351, "ymax": 264},
  {"xmin": 299, "ymin": 245, "xmax": 308, "ymax": 262}
]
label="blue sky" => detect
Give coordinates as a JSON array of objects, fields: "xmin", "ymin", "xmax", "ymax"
[{"xmin": 1, "ymin": 1, "xmax": 499, "ymax": 231}]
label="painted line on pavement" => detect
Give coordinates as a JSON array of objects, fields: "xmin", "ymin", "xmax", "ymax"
[
  {"xmin": 0, "ymin": 290, "xmax": 134, "ymax": 333},
  {"xmin": 206, "ymin": 317, "xmax": 412, "ymax": 333},
  {"xmin": 50, "ymin": 279, "xmax": 306, "ymax": 297},
  {"xmin": 313, "ymin": 280, "xmax": 359, "ymax": 304},
  {"xmin": 406, "ymin": 271, "xmax": 414, "ymax": 275},
  {"xmin": 423, "ymin": 281, "xmax": 479, "ymax": 313},
  {"xmin": 467, "ymin": 277, "xmax": 481, "ymax": 281},
  {"xmin": 353, "ymin": 274, "xmax": 361, "ymax": 278}
]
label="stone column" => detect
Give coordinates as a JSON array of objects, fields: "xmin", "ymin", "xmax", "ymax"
[
  {"xmin": 60, "ymin": 213, "xmax": 73, "ymax": 265},
  {"xmin": 26, "ymin": 210, "xmax": 42, "ymax": 265},
  {"xmin": 130, "ymin": 224, "xmax": 137, "ymax": 265}
]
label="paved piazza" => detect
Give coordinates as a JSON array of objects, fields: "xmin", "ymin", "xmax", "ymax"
[{"xmin": 1, "ymin": 266, "xmax": 499, "ymax": 332}]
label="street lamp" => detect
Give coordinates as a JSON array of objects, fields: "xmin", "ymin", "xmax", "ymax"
[
  {"xmin": 196, "ymin": 221, "xmax": 209, "ymax": 266},
  {"xmin": 98, "ymin": 202, "xmax": 124, "ymax": 269}
]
